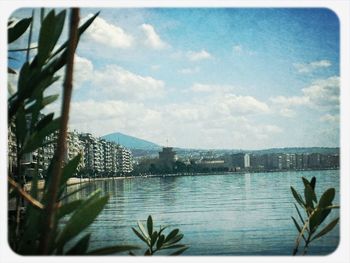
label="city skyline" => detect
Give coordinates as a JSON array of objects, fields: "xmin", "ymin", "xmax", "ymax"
[{"xmin": 9, "ymin": 8, "xmax": 340, "ymax": 150}]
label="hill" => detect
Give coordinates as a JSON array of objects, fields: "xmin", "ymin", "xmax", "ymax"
[{"xmin": 102, "ymin": 132, "xmax": 161, "ymax": 151}]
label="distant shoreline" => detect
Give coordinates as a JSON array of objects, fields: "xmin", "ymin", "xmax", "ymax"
[{"xmin": 24, "ymin": 167, "xmax": 339, "ymax": 191}]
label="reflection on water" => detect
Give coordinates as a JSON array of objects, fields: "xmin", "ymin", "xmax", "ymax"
[{"xmin": 66, "ymin": 170, "xmax": 340, "ymax": 255}]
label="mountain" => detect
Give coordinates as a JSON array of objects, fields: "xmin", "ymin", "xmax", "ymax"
[{"xmin": 102, "ymin": 132, "xmax": 161, "ymax": 151}]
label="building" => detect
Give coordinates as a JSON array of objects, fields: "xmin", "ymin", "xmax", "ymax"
[
  {"xmin": 116, "ymin": 145, "xmax": 133, "ymax": 174},
  {"xmin": 158, "ymin": 147, "xmax": 177, "ymax": 171},
  {"xmin": 225, "ymin": 153, "xmax": 250, "ymax": 171},
  {"xmin": 79, "ymin": 133, "xmax": 103, "ymax": 175}
]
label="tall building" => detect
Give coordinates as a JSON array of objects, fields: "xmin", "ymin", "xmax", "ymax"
[
  {"xmin": 225, "ymin": 153, "xmax": 250, "ymax": 170},
  {"xmin": 117, "ymin": 145, "xmax": 133, "ymax": 174},
  {"xmin": 158, "ymin": 147, "xmax": 177, "ymax": 171},
  {"xmin": 79, "ymin": 133, "xmax": 103, "ymax": 175}
]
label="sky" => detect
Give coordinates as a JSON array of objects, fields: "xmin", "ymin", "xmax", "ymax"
[{"xmin": 8, "ymin": 8, "xmax": 340, "ymax": 150}]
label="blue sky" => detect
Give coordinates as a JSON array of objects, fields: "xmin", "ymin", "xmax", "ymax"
[{"xmin": 9, "ymin": 8, "xmax": 340, "ymax": 149}]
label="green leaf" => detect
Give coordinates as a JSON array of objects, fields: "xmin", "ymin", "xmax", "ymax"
[
  {"xmin": 8, "ymin": 17, "xmax": 32, "ymax": 43},
  {"xmin": 290, "ymin": 186, "xmax": 305, "ymax": 208},
  {"xmin": 58, "ymin": 184, "xmax": 91, "ymax": 202},
  {"xmin": 15, "ymin": 106, "xmax": 27, "ymax": 146},
  {"xmin": 50, "ymin": 12, "xmax": 100, "ymax": 58},
  {"xmin": 170, "ymin": 246, "xmax": 188, "ymax": 255},
  {"xmin": 87, "ymin": 245, "xmax": 139, "ymax": 255},
  {"xmin": 56, "ymin": 200, "xmax": 83, "ymax": 219},
  {"xmin": 318, "ymin": 188, "xmax": 335, "ymax": 209},
  {"xmin": 8, "ymin": 67, "xmax": 16, "ymax": 74},
  {"xmin": 165, "ymin": 233, "xmax": 183, "ymax": 245},
  {"xmin": 150, "ymin": 231, "xmax": 158, "ymax": 248},
  {"xmin": 304, "ymin": 183, "xmax": 316, "ymax": 209},
  {"xmin": 156, "ymin": 234, "xmax": 165, "ymax": 250},
  {"xmin": 137, "ymin": 220, "xmax": 149, "ymax": 240},
  {"xmin": 147, "ymin": 215, "xmax": 153, "ymax": 236},
  {"xmin": 291, "ymin": 216, "xmax": 302, "ymax": 233},
  {"xmin": 311, "ymin": 217, "xmax": 339, "ymax": 241},
  {"xmin": 56, "ymin": 190, "xmax": 109, "ymax": 247},
  {"xmin": 309, "ymin": 208, "xmax": 328, "ymax": 233},
  {"xmin": 38, "ymin": 10, "xmax": 66, "ymax": 65},
  {"xmin": 132, "ymin": 227, "xmax": 148, "ymax": 244},
  {"xmin": 164, "ymin": 229, "xmax": 179, "ymax": 243},
  {"xmin": 310, "ymin": 177, "xmax": 316, "ymax": 190},
  {"xmin": 294, "ymin": 203, "xmax": 305, "ymax": 226},
  {"xmin": 66, "ymin": 234, "xmax": 90, "ymax": 255},
  {"xmin": 291, "ymin": 216, "xmax": 306, "ymax": 242},
  {"xmin": 35, "ymin": 113, "xmax": 54, "ymax": 132},
  {"xmin": 60, "ymin": 154, "xmax": 82, "ymax": 189},
  {"xmin": 41, "ymin": 94, "xmax": 59, "ymax": 108},
  {"xmin": 21, "ymin": 117, "xmax": 60, "ymax": 154}
]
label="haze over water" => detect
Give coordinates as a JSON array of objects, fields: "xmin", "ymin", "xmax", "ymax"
[{"xmin": 66, "ymin": 170, "xmax": 339, "ymax": 255}]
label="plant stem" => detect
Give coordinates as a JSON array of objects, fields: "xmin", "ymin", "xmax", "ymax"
[
  {"xmin": 8, "ymin": 176, "xmax": 44, "ymax": 209},
  {"xmin": 26, "ymin": 10, "xmax": 34, "ymax": 62},
  {"xmin": 293, "ymin": 218, "xmax": 310, "ymax": 255},
  {"xmin": 38, "ymin": 8, "xmax": 80, "ymax": 254}
]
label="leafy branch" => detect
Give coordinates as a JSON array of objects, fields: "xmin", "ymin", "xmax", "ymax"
[
  {"xmin": 291, "ymin": 176, "xmax": 339, "ymax": 255},
  {"xmin": 131, "ymin": 215, "xmax": 188, "ymax": 256}
]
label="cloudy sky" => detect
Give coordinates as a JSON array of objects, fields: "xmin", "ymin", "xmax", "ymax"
[{"xmin": 9, "ymin": 8, "xmax": 340, "ymax": 150}]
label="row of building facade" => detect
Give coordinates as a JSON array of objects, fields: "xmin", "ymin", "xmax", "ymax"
[
  {"xmin": 199, "ymin": 152, "xmax": 340, "ymax": 172},
  {"xmin": 8, "ymin": 128, "xmax": 133, "ymax": 179}
]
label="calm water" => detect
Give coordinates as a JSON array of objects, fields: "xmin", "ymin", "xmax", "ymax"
[{"xmin": 66, "ymin": 170, "xmax": 340, "ymax": 255}]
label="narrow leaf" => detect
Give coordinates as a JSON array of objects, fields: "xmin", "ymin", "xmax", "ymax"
[
  {"xmin": 147, "ymin": 215, "xmax": 153, "ymax": 236},
  {"xmin": 21, "ymin": 117, "xmax": 60, "ymax": 154},
  {"xmin": 8, "ymin": 17, "xmax": 32, "ymax": 43},
  {"xmin": 56, "ymin": 191, "xmax": 108, "ymax": 247},
  {"xmin": 311, "ymin": 218, "xmax": 339, "ymax": 241},
  {"xmin": 56, "ymin": 200, "xmax": 83, "ymax": 219},
  {"xmin": 318, "ymin": 188, "xmax": 335, "ymax": 209},
  {"xmin": 294, "ymin": 203, "xmax": 305, "ymax": 226},
  {"xmin": 156, "ymin": 234, "xmax": 165, "ymax": 250},
  {"xmin": 165, "ymin": 233, "xmax": 184, "ymax": 245},
  {"xmin": 310, "ymin": 177, "xmax": 316, "ymax": 190},
  {"xmin": 60, "ymin": 154, "xmax": 82, "ymax": 189},
  {"xmin": 164, "ymin": 229, "xmax": 179, "ymax": 243},
  {"xmin": 137, "ymin": 220, "xmax": 149, "ymax": 240},
  {"xmin": 291, "ymin": 216, "xmax": 306, "ymax": 242},
  {"xmin": 132, "ymin": 227, "xmax": 149, "ymax": 244},
  {"xmin": 170, "ymin": 246, "xmax": 188, "ymax": 255},
  {"xmin": 66, "ymin": 234, "xmax": 90, "ymax": 255},
  {"xmin": 291, "ymin": 186, "xmax": 305, "ymax": 208},
  {"xmin": 38, "ymin": 10, "xmax": 66, "ymax": 65}
]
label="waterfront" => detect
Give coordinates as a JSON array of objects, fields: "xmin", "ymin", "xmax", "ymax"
[{"xmin": 66, "ymin": 170, "xmax": 340, "ymax": 255}]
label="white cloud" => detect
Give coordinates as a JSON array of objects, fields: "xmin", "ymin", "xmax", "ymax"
[
  {"xmin": 233, "ymin": 45, "xmax": 243, "ymax": 54},
  {"xmin": 270, "ymin": 95, "xmax": 309, "ymax": 108},
  {"xmin": 74, "ymin": 55, "xmax": 94, "ymax": 86},
  {"xmin": 179, "ymin": 67, "xmax": 200, "ymax": 75},
  {"xmin": 83, "ymin": 15, "xmax": 133, "ymax": 48},
  {"xmin": 187, "ymin": 50, "xmax": 212, "ymax": 61},
  {"xmin": 190, "ymin": 83, "xmax": 233, "ymax": 94},
  {"xmin": 217, "ymin": 94, "xmax": 270, "ymax": 115},
  {"xmin": 279, "ymin": 108, "xmax": 296, "ymax": 118},
  {"xmin": 320, "ymin": 114, "xmax": 339, "ymax": 123},
  {"xmin": 293, "ymin": 60, "xmax": 331, "ymax": 74},
  {"xmin": 301, "ymin": 76, "xmax": 339, "ymax": 109},
  {"xmin": 92, "ymin": 65, "xmax": 165, "ymax": 100},
  {"xmin": 150, "ymin": 65, "xmax": 161, "ymax": 71},
  {"xmin": 270, "ymin": 76, "xmax": 339, "ymax": 111},
  {"xmin": 140, "ymin": 23, "xmax": 168, "ymax": 49},
  {"xmin": 69, "ymin": 56, "xmax": 165, "ymax": 101},
  {"xmin": 67, "ymin": 81, "xmax": 274, "ymax": 148}
]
